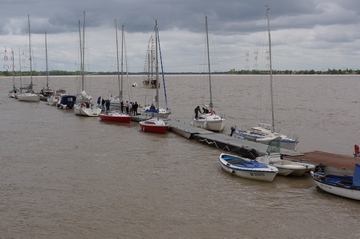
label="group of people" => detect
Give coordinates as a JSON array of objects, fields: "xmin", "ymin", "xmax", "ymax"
[
  {"xmin": 97, "ymin": 96, "xmax": 111, "ymax": 112},
  {"xmin": 97, "ymin": 96, "xmax": 140, "ymax": 116},
  {"xmin": 120, "ymin": 101, "xmax": 139, "ymax": 116},
  {"xmin": 194, "ymin": 105, "xmax": 210, "ymax": 119}
]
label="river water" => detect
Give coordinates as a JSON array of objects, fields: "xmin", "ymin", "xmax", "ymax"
[{"xmin": 1, "ymin": 75, "xmax": 360, "ymax": 238}]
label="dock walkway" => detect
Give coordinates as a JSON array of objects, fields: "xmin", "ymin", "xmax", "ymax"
[
  {"xmin": 168, "ymin": 120, "xmax": 299, "ymax": 157},
  {"xmin": 168, "ymin": 120, "xmax": 357, "ymax": 174},
  {"xmin": 289, "ymin": 151, "xmax": 358, "ymax": 175}
]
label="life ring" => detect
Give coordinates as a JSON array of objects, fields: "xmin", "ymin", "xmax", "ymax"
[{"xmin": 212, "ymin": 110, "xmax": 216, "ymax": 114}]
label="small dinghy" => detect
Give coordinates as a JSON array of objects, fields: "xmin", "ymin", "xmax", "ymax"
[{"xmin": 219, "ymin": 153, "xmax": 278, "ymax": 182}]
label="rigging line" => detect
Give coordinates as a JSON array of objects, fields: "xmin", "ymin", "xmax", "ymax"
[{"xmin": 157, "ymin": 27, "xmax": 168, "ymax": 109}]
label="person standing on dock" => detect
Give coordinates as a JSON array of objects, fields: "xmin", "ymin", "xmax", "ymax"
[
  {"xmin": 133, "ymin": 102, "xmax": 138, "ymax": 115},
  {"xmin": 125, "ymin": 101, "xmax": 129, "ymax": 114},
  {"xmin": 120, "ymin": 101, "xmax": 124, "ymax": 113},
  {"xmin": 194, "ymin": 105, "xmax": 202, "ymax": 119},
  {"xmin": 97, "ymin": 96, "xmax": 102, "ymax": 108}
]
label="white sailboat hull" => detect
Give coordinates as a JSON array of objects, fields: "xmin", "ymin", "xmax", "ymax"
[
  {"xmin": 256, "ymin": 154, "xmax": 314, "ymax": 176},
  {"xmin": 191, "ymin": 113, "xmax": 225, "ymax": 132},
  {"xmin": 233, "ymin": 127, "xmax": 298, "ymax": 151},
  {"xmin": 74, "ymin": 104, "xmax": 101, "ymax": 117},
  {"xmin": 140, "ymin": 106, "xmax": 171, "ymax": 119},
  {"xmin": 17, "ymin": 93, "xmax": 40, "ymax": 102}
]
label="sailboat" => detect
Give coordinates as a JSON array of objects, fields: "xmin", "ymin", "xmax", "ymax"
[
  {"xmin": 139, "ymin": 20, "xmax": 169, "ymax": 134},
  {"xmin": 99, "ymin": 21, "xmax": 131, "ymax": 123},
  {"xmin": 7, "ymin": 48, "xmax": 19, "ymax": 98},
  {"xmin": 73, "ymin": 12, "xmax": 101, "ymax": 117},
  {"xmin": 39, "ymin": 31, "xmax": 53, "ymax": 101},
  {"xmin": 142, "ymin": 35, "xmax": 159, "ymax": 89},
  {"xmin": 190, "ymin": 16, "xmax": 225, "ymax": 132},
  {"xmin": 17, "ymin": 15, "xmax": 40, "ymax": 102},
  {"xmin": 231, "ymin": 7, "xmax": 298, "ymax": 151}
]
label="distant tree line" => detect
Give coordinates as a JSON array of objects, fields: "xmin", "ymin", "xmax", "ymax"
[
  {"xmin": 1, "ymin": 68, "xmax": 360, "ymax": 76},
  {"xmin": 229, "ymin": 68, "xmax": 360, "ymax": 75}
]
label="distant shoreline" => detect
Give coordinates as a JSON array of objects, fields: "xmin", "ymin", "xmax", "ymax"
[{"xmin": 1, "ymin": 68, "xmax": 359, "ymax": 77}]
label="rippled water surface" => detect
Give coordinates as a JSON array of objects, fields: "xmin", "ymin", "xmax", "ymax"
[{"xmin": 1, "ymin": 75, "xmax": 360, "ymax": 238}]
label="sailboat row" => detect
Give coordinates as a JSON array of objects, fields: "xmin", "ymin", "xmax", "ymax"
[{"xmin": 10, "ymin": 10, "xmax": 299, "ymax": 147}]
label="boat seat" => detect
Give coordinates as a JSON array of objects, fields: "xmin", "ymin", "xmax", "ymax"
[{"xmin": 227, "ymin": 159, "xmax": 245, "ymax": 165}]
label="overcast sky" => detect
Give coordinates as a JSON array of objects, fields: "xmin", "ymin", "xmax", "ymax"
[{"xmin": 1, "ymin": 0, "xmax": 359, "ymax": 73}]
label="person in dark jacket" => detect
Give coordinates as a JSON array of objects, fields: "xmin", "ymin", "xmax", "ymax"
[
  {"xmin": 133, "ymin": 102, "xmax": 138, "ymax": 115},
  {"xmin": 194, "ymin": 105, "xmax": 202, "ymax": 119}
]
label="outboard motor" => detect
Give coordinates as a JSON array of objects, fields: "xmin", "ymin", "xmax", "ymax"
[
  {"xmin": 230, "ymin": 125, "xmax": 236, "ymax": 136},
  {"xmin": 315, "ymin": 163, "xmax": 326, "ymax": 172},
  {"xmin": 354, "ymin": 144, "xmax": 360, "ymax": 157}
]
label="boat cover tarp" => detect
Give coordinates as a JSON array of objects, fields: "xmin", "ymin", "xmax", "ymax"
[
  {"xmin": 145, "ymin": 109, "xmax": 158, "ymax": 113},
  {"xmin": 222, "ymin": 154, "xmax": 267, "ymax": 168},
  {"xmin": 353, "ymin": 164, "xmax": 360, "ymax": 186}
]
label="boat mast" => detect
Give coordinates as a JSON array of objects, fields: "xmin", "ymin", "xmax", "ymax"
[
  {"xmin": 28, "ymin": 15, "xmax": 33, "ymax": 91},
  {"xmin": 45, "ymin": 31, "xmax": 49, "ymax": 89},
  {"xmin": 266, "ymin": 6, "xmax": 275, "ymax": 132},
  {"xmin": 82, "ymin": 12, "xmax": 86, "ymax": 92},
  {"xmin": 19, "ymin": 48, "xmax": 22, "ymax": 91},
  {"xmin": 11, "ymin": 49, "xmax": 15, "ymax": 90},
  {"xmin": 78, "ymin": 20, "xmax": 83, "ymax": 90},
  {"xmin": 115, "ymin": 20, "xmax": 120, "ymax": 103},
  {"xmin": 147, "ymin": 39, "xmax": 151, "ymax": 81},
  {"xmin": 154, "ymin": 20, "xmax": 160, "ymax": 111},
  {"xmin": 205, "ymin": 15, "xmax": 213, "ymax": 112},
  {"xmin": 115, "ymin": 20, "xmax": 123, "ymax": 104}
]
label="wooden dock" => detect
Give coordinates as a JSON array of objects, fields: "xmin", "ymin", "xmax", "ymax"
[
  {"xmin": 168, "ymin": 120, "xmax": 300, "ymax": 157},
  {"xmin": 168, "ymin": 120, "xmax": 357, "ymax": 175},
  {"xmin": 288, "ymin": 151, "xmax": 357, "ymax": 175}
]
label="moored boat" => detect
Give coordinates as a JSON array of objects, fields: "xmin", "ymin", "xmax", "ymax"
[
  {"xmin": 219, "ymin": 153, "xmax": 278, "ymax": 182},
  {"xmin": 73, "ymin": 13, "xmax": 101, "ymax": 117},
  {"xmin": 139, "ymin": 118, "xmax": 168, "ymax": 134},
  {"xmin": 99, "ymin": 21, "xmax": 131, "ymax": 123},
  {"xmin": 310, "ymin": 164, "xmax": 360, "ymax": 200},
  {"xmin": 17, "ymin": 92, "xmax": 40, "ymax": 102},
  {"xmin": 139, "ymin": 20, "xmax": 169, "ymax": 134},
  {"xmin": 142, "ymin": 35, "xmax": 160, "ymax": 89},
  {"xmin": 256, "ymin": 153, "xmax": 315, "ymax": 176},
  {"xmin": 57, "ymin": 95, "xmax": 76, "ymax": 109},
  {"xmin": 17, "ymin": 15, "xmax": 40, "ymax": 103},
  {"xmin": 140, "ymin": 104, "xmax": 171, "ymax": 119},
  {"xmin": 190, "ymin": 16, "xmax": 225, "ymax": 132},
  {"xmin": 47, "ymin": 89, "xmax": 67, "ymax": 106},
  {"xmin": 99, "ymin": 111, "xmax": 131, "ymax": 123},
  {"xmin": 230, "ymin": 7, "xmax": 298, "ymax": 150}
]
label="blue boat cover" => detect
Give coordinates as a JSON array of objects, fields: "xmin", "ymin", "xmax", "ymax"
[
  {"xmin": 145, "ymin": 109, "xmax": 158, "ymax": 113},
  {"xmin": 353, "ymin": 164, "xmax": 360, "ymax": 186}
]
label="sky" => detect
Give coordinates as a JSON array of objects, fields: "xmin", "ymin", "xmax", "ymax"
[{"xmin": 1, "ymin": 0, "xmax": 360, "ymax": 73}]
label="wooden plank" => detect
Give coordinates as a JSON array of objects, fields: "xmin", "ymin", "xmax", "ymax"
[{"xmin": 291, "ymin": 150, "xmax": 358, "ymax": 170}]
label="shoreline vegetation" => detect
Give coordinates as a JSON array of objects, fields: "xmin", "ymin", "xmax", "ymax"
[{"xmin": 1, "ymin": 68, "xmax": 359, "ymax": 77}]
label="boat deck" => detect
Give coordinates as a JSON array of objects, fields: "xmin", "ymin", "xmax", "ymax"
[{"xmin": 130, "ymin": 114, "xmax": 152, "ymax": 122}]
